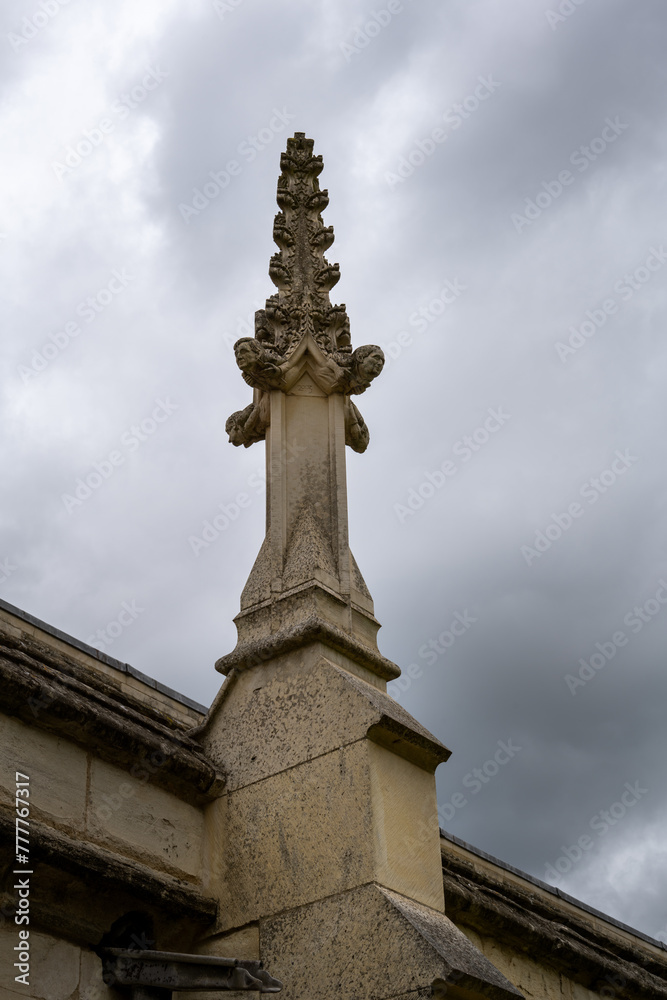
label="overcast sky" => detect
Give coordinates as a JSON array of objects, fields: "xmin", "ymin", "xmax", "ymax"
[{"xmin": 2, "ymin": 0, "xmax": 666, "ymax": 943}]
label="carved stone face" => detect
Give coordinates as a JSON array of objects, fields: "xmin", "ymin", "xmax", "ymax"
[
  {"xmin": 235, "ymin": 339, "xmax": 261, "ymax": 372},
  {"xmin": 358, "ymin": 348, "xmax": 384, "ymax": 381}
]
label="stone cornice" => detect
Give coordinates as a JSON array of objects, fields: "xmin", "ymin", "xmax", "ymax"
[
  {"xmin": 0, "ymin": 808, "xmax": 216, "ymax": 944},
  {"xmin": 441, "ymin": 836, "xmax": 667, "ymax": 999},
  {"xmin": 0, "ymin": 597, "xmax": 206, "ymax": 716},
  {"xmin": 0, "ymin": 623, "xmax": 224, "ymax": 802}
]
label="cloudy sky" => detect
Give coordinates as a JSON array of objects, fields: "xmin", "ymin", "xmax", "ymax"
[{"xmin": 2, "ymin": 0, "xmax": 667, "ymax": 942}]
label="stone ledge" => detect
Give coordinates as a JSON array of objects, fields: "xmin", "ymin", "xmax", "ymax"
[
  {"xmin": 0, "ymin": 635, "xmax": 224, "ymax": 802},
  {"xmin": 0, "ymin": 598, "xmax": 206, "ymax": 717},
  {"xmin": 215, "ymin": 614, "xmax": 401, "ymax": 680},
  {"xmin": 441, "ymin": 836, "xmax": 667, "ymax": 999},
  {"xmin": 441, "ymin": 829, "xmax": 667, "ymax": 953},
  {"xmin": 338, "ymin": 665, "xmax": 451, "ymax": 770},
  {"xmin": 0, "ymin": 807, "xmax": 217, "ymax": 940}
]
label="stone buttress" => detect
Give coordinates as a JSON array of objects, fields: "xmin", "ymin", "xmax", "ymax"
[{"xmin": 195, "ymin": 133, "xmax": 523, "ymax": 1000}]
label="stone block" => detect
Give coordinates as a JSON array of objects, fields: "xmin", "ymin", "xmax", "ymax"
[
  {"xmin": 87, "ymin": 757, "xmax": 203, "ymax": 878},
  {"xmin": 219, "ymin": 740, "xmax": 373, "ymax": 929},
  {"xmin": 202, "ymin": 651, "xmax": 448, "ymax": 792},
  {"xmin": 0, "ymin": 713, "xmax": 87, "ymax": 830},
  {"xmin": 214, "ymin": 724, "xmax": 448, "ymax": 929},
  {"xmin": 202, "ymin": 796, "xmax": 226, "ymax": 896},
  {"xmin": 220, "ymin": 743, "xmax": 374, "ymax": 929},
  {"xmin": 204, "ymin": 652, "xmax": 378, "ymax": 790},
  {"xmin": 368, "ymin": 741, "xmax": 444, "ymax": 912}
]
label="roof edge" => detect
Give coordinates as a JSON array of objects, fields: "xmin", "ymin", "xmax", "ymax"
[
  {"xmin": 440, "ymin": 827, "xmax": 667, "ymax": 952},
  {"xmin": 0, "ymin": 596, "xmax": 207, "ymax": 715}
]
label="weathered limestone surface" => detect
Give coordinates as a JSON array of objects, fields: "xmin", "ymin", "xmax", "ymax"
[
  {"xmin": 201, "ymin": 648, "xmax": 449, "ymax": 792},
  {"xmin": 0, "ymin": 718, "xmax": 204, "ymax": 886},
  {"xmin": 87, "ymin": 756, "xmax": 204, "ymax": 879},
  {"xmin": 0, "ymin": 926, "xmax": 81, "ymax": 1000},
  {"xmin": 0, "ymin": 611, "xmax": 220, "ymax": 989},
  {"xmin": 78, "ymin": 945, "xmax": 125, "ymax": 1000},
  {"xmin": 200, "ymin": 647, "xmax": 450, "ymax": 932},
  {"xmin": 369, "ymin": 741, "xmax": 445, "ymax": 910},
  {"xmin": 0, "ymin": 923, "xmax": 146, "ymax": 999},
  {"xmin": 261, "ymin": 883, "xmax": 523, "ymax": 1000},
  {"xmin": 215, "ymin": 615, "xmax": 400, "ymax": 682},
  {"xmin": 0, "ymin": 614, "xmax": 220, "ymax": 804},
  {"xmin": 0, "ymin": 714, "xmax": 87, "ymax": 829},
  {"xmin": 216, "ymin": 739, "xmax": 374, "ymax": 928}
]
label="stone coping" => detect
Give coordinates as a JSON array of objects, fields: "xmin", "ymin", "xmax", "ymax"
[
  {"xmin": 0, "ymin": 596, "xmax": 207, "ymax": 715},
  {"xmin": 440, "ymin": 827, "xmax": 667, "ymax": 952}
]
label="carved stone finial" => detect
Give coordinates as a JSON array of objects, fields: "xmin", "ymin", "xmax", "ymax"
[{"xmin": 226, "ymin": 132, "xmax": 384, "ymax": 450}]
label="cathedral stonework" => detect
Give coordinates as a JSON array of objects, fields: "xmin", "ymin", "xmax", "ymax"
[{"xmin": 1, "ymin": 134, "xmax": 666, "ymax": 1000}]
